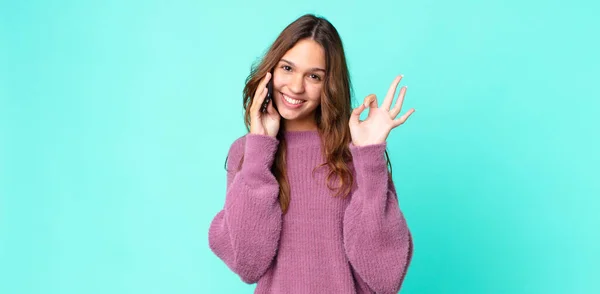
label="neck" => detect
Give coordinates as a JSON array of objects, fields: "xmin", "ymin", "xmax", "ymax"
[{"xmin": 283, "ymin": 117, "xmax": 318, "ymax": 132}]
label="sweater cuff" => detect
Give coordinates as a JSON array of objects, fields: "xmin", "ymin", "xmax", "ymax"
[
  {"xmin": 241, "ymin": 134, "xmax": 280, "ymax": 174},
  {"xmin": 349, "ymin": 142, "xmax": 389, "ymax": 181}
]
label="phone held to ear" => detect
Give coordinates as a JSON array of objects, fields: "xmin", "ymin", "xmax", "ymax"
[{"xmin": 261, "ymin": 72, "xmax": 274, "ymax": 113}]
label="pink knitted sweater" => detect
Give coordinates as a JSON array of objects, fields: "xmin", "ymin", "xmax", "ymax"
[{"xmin": 208, "ymin": 130, "xmax": 413, "ymax": 293}]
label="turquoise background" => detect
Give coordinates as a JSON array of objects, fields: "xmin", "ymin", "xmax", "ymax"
[{"xmin": 1, "ymin": 0, "xmax": 598, "ymax": 293}]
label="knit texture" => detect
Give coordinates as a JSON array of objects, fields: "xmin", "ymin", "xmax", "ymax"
[{"xmin": 208, "ymin": 130, "xmax": 413, "ymax": 293}]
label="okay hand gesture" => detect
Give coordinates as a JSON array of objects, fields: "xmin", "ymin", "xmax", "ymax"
[{"xmin": 349, "ymin": 75, "xmax": 415, "ymax": 146}]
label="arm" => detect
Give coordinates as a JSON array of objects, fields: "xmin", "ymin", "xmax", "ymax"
[
  {"xmin": 343, "ymin": 142, "xmax": 414, "ymax": 294},
  {"xmin": 208, "ymin": 134, "xmax": 282, "ymax": 284}
]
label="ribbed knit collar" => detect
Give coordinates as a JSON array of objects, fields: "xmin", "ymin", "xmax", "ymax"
[{"xmin": 282, "ymin": 130, "xmax": 321, "ymax": 148}]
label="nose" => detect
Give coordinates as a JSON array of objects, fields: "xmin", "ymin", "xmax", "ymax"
[{"xmin": 288, "ymin": 74, "xmax": 305, "ymax": 94}]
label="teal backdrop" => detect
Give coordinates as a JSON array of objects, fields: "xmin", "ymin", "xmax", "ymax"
[{"xmin": 1, "ymin": 0, "xmax": 598, "ymax": 293}]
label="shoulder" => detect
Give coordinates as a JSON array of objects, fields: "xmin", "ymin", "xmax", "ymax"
[
  {"xmin": 226, "ymin": 134, "xmax": 248, "ymax": 171},
  {"xmin": 229, "ymin": 134, "xmax": 247, "ymax": 155}
]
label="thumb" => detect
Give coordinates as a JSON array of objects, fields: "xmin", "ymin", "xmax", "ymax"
[{"xmin": 350, "ymin": 103, "xmax": 366, "ymax": 126}]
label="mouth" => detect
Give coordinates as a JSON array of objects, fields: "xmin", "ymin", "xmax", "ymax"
[{"xmin": 281, "ymin": 93, "xmax": 306, "ymax": 108}]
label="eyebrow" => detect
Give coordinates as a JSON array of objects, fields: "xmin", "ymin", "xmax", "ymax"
[{"xmin": 280, "ymin": 59, "xmax": 326, "ymax": 73}]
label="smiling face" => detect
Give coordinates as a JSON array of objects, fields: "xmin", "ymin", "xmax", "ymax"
[{"xmin": 272, "ymin": 38, "xmax": 326, "ymax": 131}]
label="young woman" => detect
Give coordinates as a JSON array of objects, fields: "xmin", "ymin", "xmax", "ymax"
[{"xmin": 208, "ymin": 14, "xmax": 415, "ymax": 294}]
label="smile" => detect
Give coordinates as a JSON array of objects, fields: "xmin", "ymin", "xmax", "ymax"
[{"xmin": 282, "ymin": 93, "xmax": 306, "ymax": 106}]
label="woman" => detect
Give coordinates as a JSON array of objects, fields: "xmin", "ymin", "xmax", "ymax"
[{"xmin": 208, "ymin": 13, "xmax": 415, "ymax": 293}]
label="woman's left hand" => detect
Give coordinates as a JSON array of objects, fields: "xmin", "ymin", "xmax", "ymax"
[{"xmin": 349, "ymin": 75, "xmax": 415, "ymax": 147}]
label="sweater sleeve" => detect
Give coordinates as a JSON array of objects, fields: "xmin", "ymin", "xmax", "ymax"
[
  {"xmin": 208, "ymin": 134, "xmax": 283, "ymax": 284},
  {"xmin": 343, "ymin": 142, "xmax": 414, "ymax": 294}
]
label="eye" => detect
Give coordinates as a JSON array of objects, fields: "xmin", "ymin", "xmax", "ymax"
[
  {"xmin": 281, "ymin": 65, "xmax": 292, "ymax": 71},
  {"xmin": 309, "ymin": 74, "xmax": 322, "ymax": 81}
]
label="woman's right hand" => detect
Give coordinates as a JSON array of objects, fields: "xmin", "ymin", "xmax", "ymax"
[{"xmin": 250, "ymin": 72, "xmax": 280, "ymax": 137}]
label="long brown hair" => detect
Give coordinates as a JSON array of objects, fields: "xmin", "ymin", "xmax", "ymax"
[{"xmin": 226, "ymin": 14, "xmax": 392, "ymax": 214}]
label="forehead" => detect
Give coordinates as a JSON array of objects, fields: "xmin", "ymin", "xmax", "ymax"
[{"xmin": 281, "ymin": 39, "xmax": 325, "ymax": 68}]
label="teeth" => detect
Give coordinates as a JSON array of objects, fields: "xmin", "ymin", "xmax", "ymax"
[{"xmin": 283, "ymin": 94, "xmax": 304, "ymax": 105}]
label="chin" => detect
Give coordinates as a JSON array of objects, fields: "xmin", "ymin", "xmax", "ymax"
[{"xmin": 278, "ymin": 108, "xmax": 301, "ymax": 121}]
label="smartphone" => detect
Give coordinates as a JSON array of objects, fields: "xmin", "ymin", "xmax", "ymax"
[{"xmin": 261, "ymin": 71, "xmax": 274, "ymax": 113}]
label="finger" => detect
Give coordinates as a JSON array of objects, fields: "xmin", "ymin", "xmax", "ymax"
[
  {"xmin": 382, "ymin": 75, "xmax": 403, "ymax": 110},
  {"xmin": 266, "ymin": 96, "xmax": 279, "ymax": 115},
  {"xmin": 362, "ymin": 93, "xmax": 377, "ymax": 108},
  {"xmin": 363, "ymin": 94, "xmax": 378, "ymax": 118},
  {"xmin": 350, "ymin": 103, "xmax": 367, "ymax": 126},
  {"xmin": 392, "ymin": 108, "xmax": 415, "ymax": 128},
  {"xmin": 250, "ymin": 85, "xmax": 267, "ymax": 114},
  {"xmin": 390, "ymin": 86, "xmax": 407, "ymax": 118},
  {"xmin": 251, "ymin": 72, "xmax": 272, "ymax": 112}
]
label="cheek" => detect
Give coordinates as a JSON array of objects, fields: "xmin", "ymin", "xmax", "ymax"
[
  {"xmin": 307, "ymin": 85, "xmax": 323, "ymax": 102},
  {"xmin": 272, "ymin": 76, "xmax": 283, "ymax": 91},
  {"xmin": 272, "ymin": 70, "xmax": 290, "ymax": 90}
]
